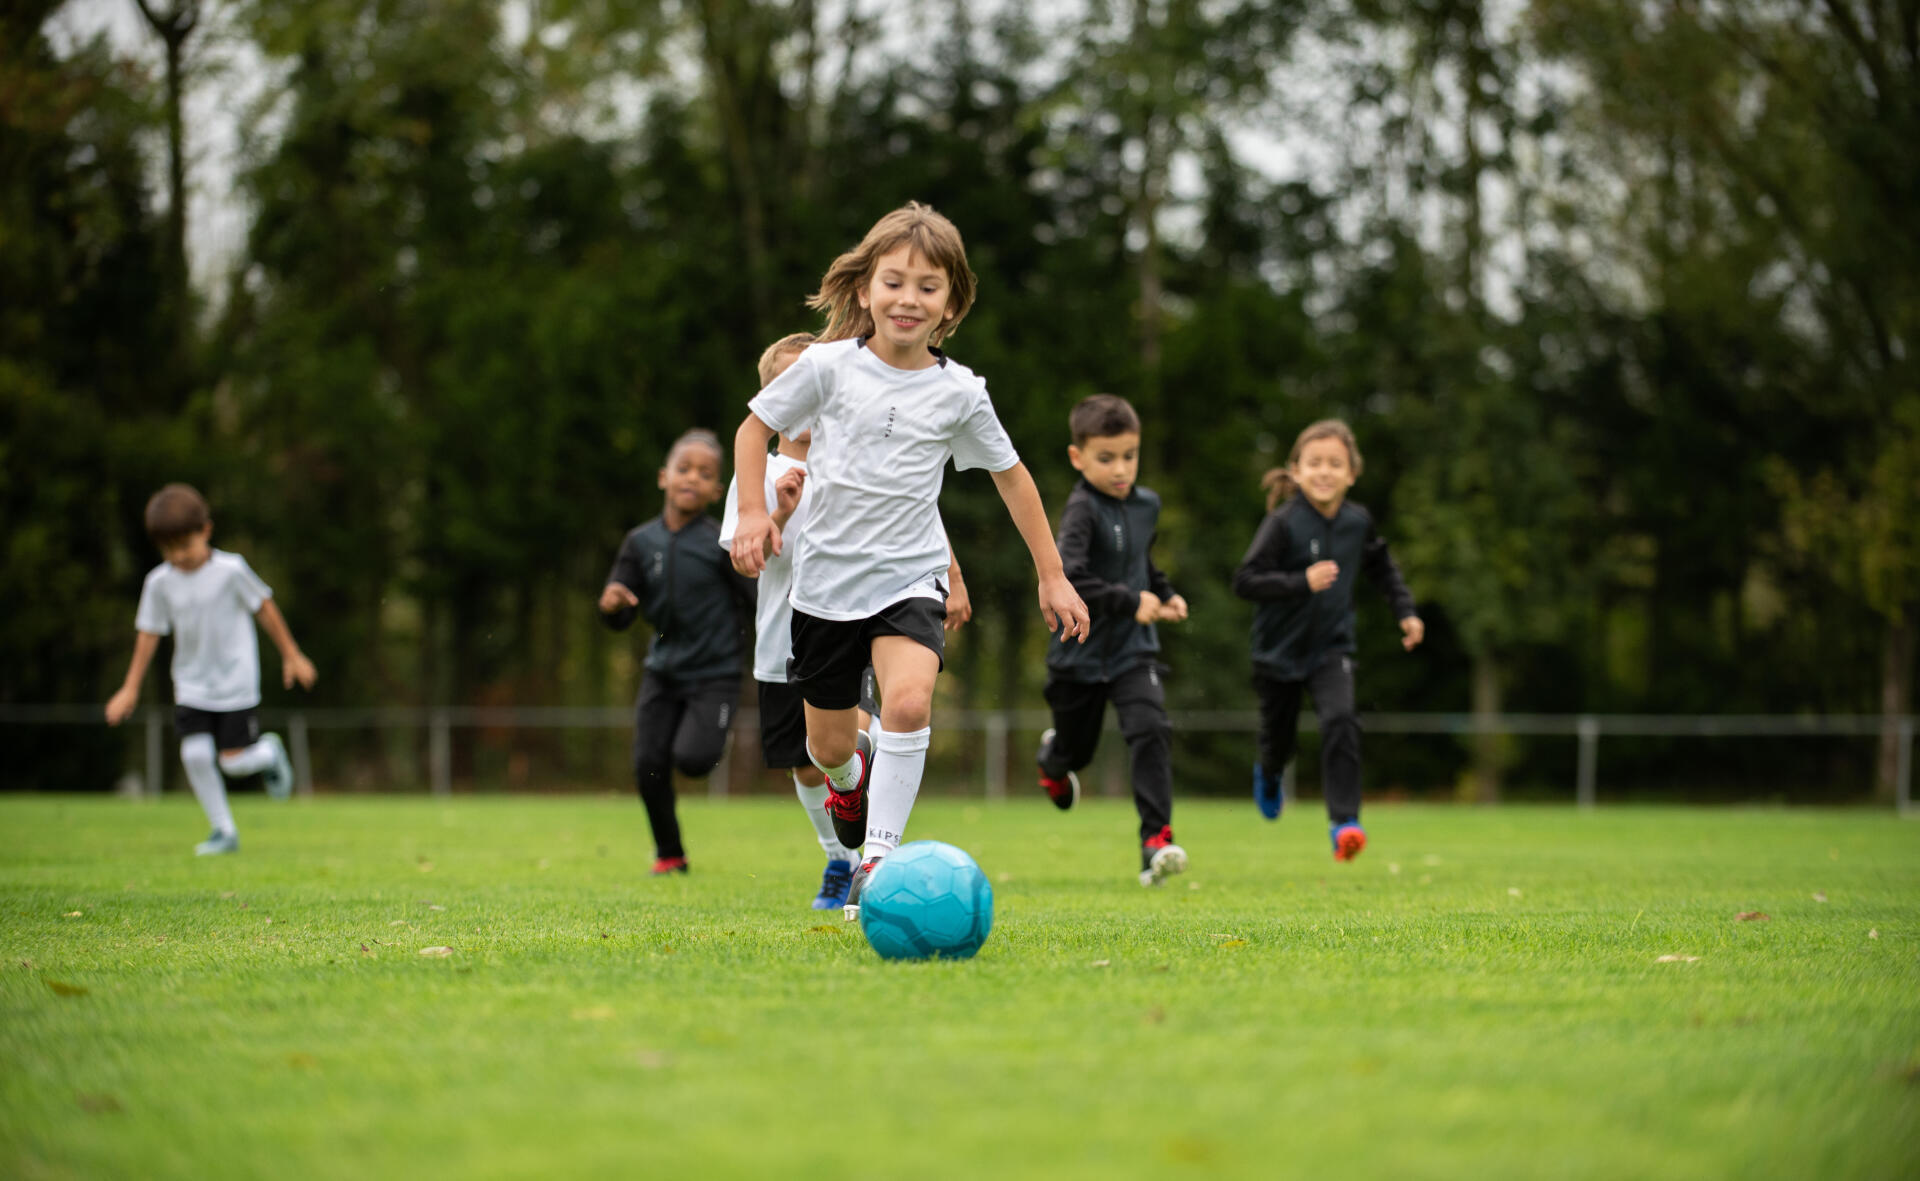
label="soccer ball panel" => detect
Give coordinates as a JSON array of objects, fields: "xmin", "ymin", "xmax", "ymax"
[{"xmin": 858, "ymin": 840, "xmax": 994, "ymax": 960}]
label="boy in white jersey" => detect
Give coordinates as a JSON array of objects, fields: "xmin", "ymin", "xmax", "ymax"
[
  {"xmin": 721, "ymin": 331, "xmax": 973, "ymax": 910},
  {"xmin": 105, "ymin": 484, "xmax": 317, "ymax": 854},
  {"xmin": 730, "ymin": 203, "xmax": 1089, "ymax": 920}
]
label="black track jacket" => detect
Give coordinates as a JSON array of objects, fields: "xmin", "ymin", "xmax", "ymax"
[
  {"xmin": 1231, "ymin": 494, "xmax": 1416, "ymax": 681},
  {"xmin": 1047, "ymin": 479, "xmax": 1177, "ymax": 683},
  {"xmin": 602, "ymin": 515, "xmax": 755, "ymax": 682}
]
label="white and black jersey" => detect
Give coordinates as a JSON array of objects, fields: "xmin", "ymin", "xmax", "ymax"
[
  {"xmin": 718, "ymin": 452, "xmax": 812, "ymax": 684},
  {"xmin": 747, "ymin": 337, "xmax": 1018, "ymax": 622},
  {"xmin": 133, "ymin": 550, "xmax": 273, "ymax": 712}
]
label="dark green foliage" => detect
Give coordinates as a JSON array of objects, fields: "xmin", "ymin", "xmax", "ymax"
[{"xmin": 4, "ymin": 1, "xmax": 1910, "ymax": 798}]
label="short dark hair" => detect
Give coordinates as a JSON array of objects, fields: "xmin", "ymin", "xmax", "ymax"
[
  {"xmin": 145, "ymin": 483, "xmax": 210, "ymax": 544},
  {"xmin": 1069, "ymin": 394, "xmax": 1141, "ymax": 446}
]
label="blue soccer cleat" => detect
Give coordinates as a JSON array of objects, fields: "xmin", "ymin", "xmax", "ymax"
[
  {"xmin": 1330, "ymin": 822, "xmax": 1367, "ymax": 862},
  {"xmin": 812, "ymin": 859, "xmax": 853, "ymax": 910},
  {"xmin": 194, "ymin": 829, "xmax": 238, "ymax": 856},
  {"xmin": 261, "ymin": 733, "xmax": 293, "ymax": 800},
  {"xmin": 1253, "ymin": 762, "xmax": 1283, "ymax": 820}
]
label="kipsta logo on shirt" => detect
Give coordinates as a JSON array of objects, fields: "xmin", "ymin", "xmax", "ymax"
[
  {"xmin": 883, "ymin": 406, "xmax": 897, "ymax": 438},
  {"xmin": 650, "ymin": 552, "xmax": 665, "ymax": 580},
  {"xmin": 1310, "ymin": 539, "xmax": 1321, "ymax": 557}
]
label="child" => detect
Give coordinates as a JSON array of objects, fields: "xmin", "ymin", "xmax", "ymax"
[
  {"xmin": 729, "ymin": 202, "xmax": 1089, "ymax": 920},
  {"xmin": 1035, "ymin": 394, "xmax": 1192, "ymax": 886},
  {"xmin": 104, "ymin": 484, "xmax": 316, "ymax": 854},
  {"xmin": 1231, "ymin": 419, "xmax": 1423, "ymax": 861},
  {"xmin": 599, "ymin": 430, "xmax": 756, "ymax": 875},
  {"xmin": 720, "ymin": 332, "xmax": 973, "ymax": 910}
]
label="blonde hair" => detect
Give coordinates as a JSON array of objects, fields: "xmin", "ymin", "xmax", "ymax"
[
  {"xmin": 806, "ymin": 203, "xmax": 977, "ymax": 347},
  {"xmin": 757, "ymin": 332, "xmax": 817, "ymax": 388},
  {"xmin": 1261, "ymin": 419, "xmax": 1363, "ymax": 511}
]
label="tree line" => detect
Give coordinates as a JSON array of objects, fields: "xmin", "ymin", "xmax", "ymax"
[{"xmin": 3, "ymin": 0, "xmax": 1913, "ymax": 800}]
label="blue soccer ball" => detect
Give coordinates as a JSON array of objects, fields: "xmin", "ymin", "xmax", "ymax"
[{"xmin": 858, "ymin": 840, "xmax": 994, "ymax": 961}]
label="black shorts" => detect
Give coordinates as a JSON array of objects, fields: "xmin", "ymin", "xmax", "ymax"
[
  {"xmin": 759, "ymin": 670, "xmax": 884, "ymax": 767},
  {"xmin": 788, "ymin": 599, "xmax": 945, "ymax": 711},
  {"xmin": 175, "ymin": 705, "xmax": 260, "ymax": 750}
]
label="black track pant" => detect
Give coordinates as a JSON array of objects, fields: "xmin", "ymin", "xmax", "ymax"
[
  {"xmin": 632, "ymin": 671, "xmax": 739, "ymax": 860},
  {"xmin": 1040, "ymin": 664, "xmax": 1173, "ymax": 841},
  {"xmin": 1254, "ymin": 652, "xmax": 1362, "ymax": 824}
]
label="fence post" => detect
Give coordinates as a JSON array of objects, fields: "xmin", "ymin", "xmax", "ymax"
[
  {"xmin": 145, "ymin": 709, "xmax": 163, "ymax": 798},
  {"xmin": 1898, "ymin": 718, "xmax": 1914, "ymax": 819},
  {"xmin": 289, "ymin": 712, "xmax": 313, "ymax": 797},
  {"xmin": 429, "ymin": 709, "xmax": 452, "ymax": 798},
  {"xmin": 984, "ymin": 712, "xmax": 1008, "ymax": 800},
  {"xmin": 1576, "ymin": 714, "xmax": 1600, "ymax": 810}
]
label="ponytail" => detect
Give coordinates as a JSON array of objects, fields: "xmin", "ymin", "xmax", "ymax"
[{"xmin": 1260, "ymin": 467, "xmax": 1296, "ymax": 512}]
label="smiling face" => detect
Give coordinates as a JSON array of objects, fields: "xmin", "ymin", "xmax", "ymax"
[
  {"xmin": 1291, "ymin": 435, "xmax": 1357, "ymax": 514},
  {"xmin": 657, "ymin": 440, "xmax": 723, "ymax": 518},
  {"xmin": 1069, "ymin": 432, "xmax": 1141, "ymax": 500},
  {"xmin": 856, "ymin": 245, "xmax": 955, "ymax": 369}
]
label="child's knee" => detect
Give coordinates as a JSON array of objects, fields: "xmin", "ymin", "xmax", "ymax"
[
  {"xmin": 880, "ymin": 686, "xmax": 932, "ymax": 731},
  {"xmin": 179, "ymin": 733, "xmax": 217, "ymax": 774},
  {"xmin": 1320, "ymin": 711, "xmax": 1361, "ymax": 746}
]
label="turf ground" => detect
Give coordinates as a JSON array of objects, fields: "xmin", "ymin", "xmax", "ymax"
[{"xmin": 2, "ymin": 795, "xmax": 1917, "ymax": 1180}]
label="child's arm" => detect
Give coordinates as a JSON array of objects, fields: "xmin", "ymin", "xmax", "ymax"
[
  {"xmin": 255, "ymin": 599, "xmax": 318, "ymax": 689},
  {"xmin": 944, "ymin": 544, "xmax": 971, "ymax": 631},
  {"xmin": 729, "ymin": 414, "xmax": 780, "ymax": 575},
  {"xmin": 599, "ymin": 532, "xmax": 647, "ymax": 630},
  {"xmin": 1231, "ymin": 512, "xmax": 1312, "ymax": 601},
  {"xmin": 1146, "ymin": 540, "xmax": 1187, "ymax": 622},
  {"xmin": 989, "ymin": 463, "xmax": 1090, "ymax": 642},
  {"xmin": 1361, "ymin": 526, "xmax": 1424, "ymax": 650},
  {"xmin": 104, "ymin": 632, "xmax": 162, "ymax": 724}
]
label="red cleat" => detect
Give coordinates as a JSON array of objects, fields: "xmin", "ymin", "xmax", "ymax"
[
  {"xmin": 1331, "ymin": 823, "xmax": 1366, "ymax": 862},
  {"xmin": 651, "ymin": 856, "xmax": 689, "ymax": 875}
]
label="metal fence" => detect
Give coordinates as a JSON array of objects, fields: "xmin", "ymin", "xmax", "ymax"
[{"xmin": 2, "ymin": 705, "xmax": 1912, "ymax": 813}]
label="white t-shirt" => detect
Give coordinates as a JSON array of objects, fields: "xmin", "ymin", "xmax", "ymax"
[
  {"xmin": 748, "ymin": 338, "xmax": 1018, "ymax": 621},
  {"xmin": 133, "ymin": 550, "xmax": 272, "ymax": 712},
  {"xmin": 719, "ymin": 452, "xmax": 812, "ymax": 683}
]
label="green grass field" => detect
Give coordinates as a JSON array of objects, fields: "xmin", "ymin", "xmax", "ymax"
[{"xmin": 3, "ymin": 795, "xmax": 1917, "ymax": 1180}]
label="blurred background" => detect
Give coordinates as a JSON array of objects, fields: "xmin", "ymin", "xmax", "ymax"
[{"xmin": 2, "ymin": 0, "xmax": 1913, "ymax": 803}]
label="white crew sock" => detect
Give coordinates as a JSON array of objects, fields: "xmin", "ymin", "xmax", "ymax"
[
  {"xmin": 794, "ymin": 773, "xmax": 851, "ymax": 861},
  {"xmin": 863, "ymin": 725, "xmax": 930, "ymax": 858},
  {"xmin": 180, "ymin": 734, "xmax": 236, "ymax": 836},
  {"xmin": 807, "ymin": 740, "xmax": 865, "ymax": 795},
  {"xmin": 219, "ymin": 738, "xmax": 277, "ymax": 777}
]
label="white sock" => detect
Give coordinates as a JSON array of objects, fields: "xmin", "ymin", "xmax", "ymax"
[
  {"xmin": 807, "ymin": 741, "xmax": 865, "ymax": 795},
  {"xmin": 219, "ymin": 738, "xmax": 276, "ymax": 777},
  {"xmin": 180, "ymin": 734, "xmax": 235, "ymax": 836},
  {"xmin": 794, "ymin": 773, "xmax": 851, "ymax": 861},
  {"xmin": 863, "ymin": 725, "xmax": 930, "ymax": 858}
]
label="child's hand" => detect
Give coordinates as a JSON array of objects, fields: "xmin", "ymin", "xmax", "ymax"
[
  {"xmin": 285, "ymin": 651, "xmax": 318, "ymax": 690},
  {"xmin": 1158, "ymin": 594, "xmax": 1189, "ymax": 622},
  {"xmin": 772, "ymin": 468, "xmax": 806, "ymax": 520},
  {"xmin": 730, "ymin": 513, "xmax": 780, "ymax": 576},
  {"xmin": 1400, "ymin": 615, "xmax": 1425, "ymax": 651},
  {"xmin": 1134, "ymin": 591, "xmax": 1162, "ymax": 624},
  {"xmin": 1306, "ymin": 560, "xmax": 1340, "ymax": 592},
  {"xmin": 104, "ymin": 687, "xmax": 137, "ymax": 726},
  {"xmin": 945, "ymin": 576, "xmax": 973, "ymax": 632},
  {"xmin": 1040, "ymin": 575, "xmax": 1090, "ymax": 643},
  {"xmin": 599, "ymin": 582, "xmax": 640, "ymax": 614}
]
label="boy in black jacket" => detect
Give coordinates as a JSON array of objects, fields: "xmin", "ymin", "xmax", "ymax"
[
  {"xmin": 1231, "ymin": 418, "xmax": 1423, "ymax": 862},
  {"xmin": 600, "ymin": 429, "xmax": 756, "ymax": 874},
  {"xmin": 1037, "ymin": 395, "xmax": 1191, "ymax": 886}
]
